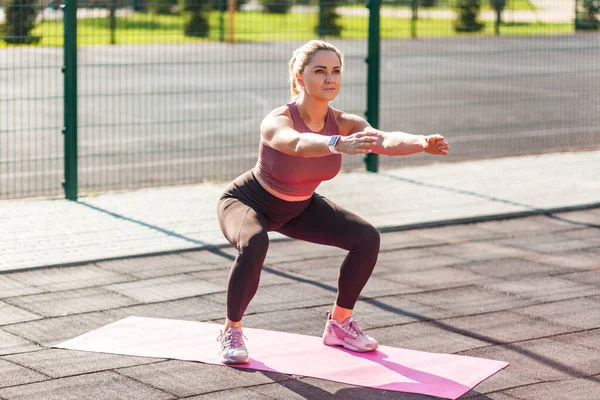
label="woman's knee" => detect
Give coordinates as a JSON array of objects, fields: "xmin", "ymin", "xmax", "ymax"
[
  {"xmin": 237, "ymin": 230, "xmax": 269, "ymax": 259},
  {"xmin": 353, "ymin": 223, "xmax": 380, "ymax": 253}
]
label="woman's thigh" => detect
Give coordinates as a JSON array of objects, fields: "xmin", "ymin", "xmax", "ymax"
[
  {"xmin": 217, "ymin": 197, "xmax": 269, "ymax": 250},
  {"xmin": 276, "ymin": 194, "xmax": 379, "ymax": 251}
]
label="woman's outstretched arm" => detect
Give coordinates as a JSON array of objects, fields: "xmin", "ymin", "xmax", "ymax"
[{"xmin": 340, "ymin": 112, "xmax": 450, "ymax": 156}]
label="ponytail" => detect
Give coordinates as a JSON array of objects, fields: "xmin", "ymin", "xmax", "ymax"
[{"xmin": 289, "ymin": 55, "xmax": 301, "ymax": 100}]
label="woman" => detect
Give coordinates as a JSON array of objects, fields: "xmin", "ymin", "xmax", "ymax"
[{"xmin": 216, "ymin": 40, "xmax": 450, "ymax": 364}]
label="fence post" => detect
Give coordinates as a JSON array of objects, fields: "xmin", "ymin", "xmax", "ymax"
[
  {"xmin": 492, "ymin": 0, "xmax": 506, "ymax": 36},
  {"xmin": 317, "ymin": 0, "xmax": 325, "ymax": 36},
  {"xmin": 411, "ymin": 0, "xmax": 418, "ymax": 38},
  {"xmin": 110, "ymin": 0, "xmax": 117, "ymax": 45},
  {"xmin": 365, "ymin": 0, "xmax": 380, "ymax": 173},
  {"xmin": 62, "ymin": 0, "xmax": 78, "ymax": 200},
  {"xmin": 219, "ymin": 0, "xmax": 226, "ymax": 42}
]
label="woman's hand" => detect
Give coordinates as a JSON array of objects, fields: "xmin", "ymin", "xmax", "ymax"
[
  {"xmin": 336, "ymin": 132, "xmax": 379, "ymax": 155},
  {"xmin": 421, "ymin": 134, "xmax": 450, "ymax": 155}
]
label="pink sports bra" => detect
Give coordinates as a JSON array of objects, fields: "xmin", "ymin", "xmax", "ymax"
[{"xmin": 254, "ymin": 102, "xmax": 342, "ymax": 199}]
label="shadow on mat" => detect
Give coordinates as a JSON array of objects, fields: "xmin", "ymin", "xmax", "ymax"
[
  {"xmin": 245, "ymin": 355, "xmax": 473, "ymax": 399},
  {"xmin": 236, "ymin": 369, "xmax": 493, "ymax": 399}
]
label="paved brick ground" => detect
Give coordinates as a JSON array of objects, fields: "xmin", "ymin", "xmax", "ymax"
[{"xmin": 1, "ymin": 207, "xmax": 599, "ymax": 399}]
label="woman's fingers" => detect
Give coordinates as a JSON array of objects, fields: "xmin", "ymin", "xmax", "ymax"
[
  {"xmin": 354, "ymin": 137, "xmax": 377, "ymax": 154},
  {"xmin": 436, "ymin": 141, "xmax": 450, "ymax": 155},
  {"xmin": 338, "ymin": 135, "xmax": 375, "ymax": 154},
  {"xmin": 422, "ymin": 135, "xmax": 450, "ymax": 156},
  {"xmin": 427, "ymin": 136, "xmax": 450, "ymax": 152},
  {"xmin": 355, "ymin": 131, "xmax": 379, "ymax": 137}
]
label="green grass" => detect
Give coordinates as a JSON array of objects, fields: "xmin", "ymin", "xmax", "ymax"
[
  {"xmin": 0, "ymin": 10, "xmax": 572, "ymax": 48},
  {"xmin": 379, "ymin": 0, "xmax": 537, "ymax": 11},
  {"xmin": 382, "ymin": 19, "xmax": 572, "ymax": 38}
]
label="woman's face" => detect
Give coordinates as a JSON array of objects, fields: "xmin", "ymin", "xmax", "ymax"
[{"xmin": 297, "ymin": 50, "xmax": 342, "ymax": 102}]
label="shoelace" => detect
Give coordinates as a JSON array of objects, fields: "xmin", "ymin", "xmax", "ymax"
[
  {"xmin": 217, "ymin": 329, "xmax": 248, "ymax": 348},
  {"xmin": 345, "ymin": 319, "xmax": 365, "ymax": 337}
]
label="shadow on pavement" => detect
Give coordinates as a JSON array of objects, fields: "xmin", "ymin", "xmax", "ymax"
[
  {"xmin": 207, "ymin": 245, "xmax": 600, "ymax": 387},
  {"xmin": 381, "ymin": 173, "xmax": 600, "ymax": 222},
  {"xmin": 241, "ymin": 368, "xmax": 484, "ymax": 400}
]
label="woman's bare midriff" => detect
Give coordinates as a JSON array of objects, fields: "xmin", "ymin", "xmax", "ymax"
[{"xmin": 254, "ymin": 170, "xmax": 313, "ymax": 202}]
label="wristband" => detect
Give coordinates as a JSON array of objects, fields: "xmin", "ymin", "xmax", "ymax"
[{"xmin": 328, "ymin": 135, "xmax": 341, "ymax": 154}]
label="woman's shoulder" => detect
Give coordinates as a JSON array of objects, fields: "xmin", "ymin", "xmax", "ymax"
[
  {"xmin": 330, "ymin": 106, "xmax": 363, "ymax": 122},
  {"xmin": 261, "ymin": 104, "xmax": 293, "ymax": 132},
  {"xmin": 264, "ymin": 104, "xmax": 292, "ymax": 120},
  {"xmin": 330, "ymin": 106, "xmax": 367, "ymax": 136}
]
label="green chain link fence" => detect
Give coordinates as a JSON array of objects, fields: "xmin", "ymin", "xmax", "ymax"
[{"xmin": 1, "ymin": 0, "xmax": 599, "ymax": 199}]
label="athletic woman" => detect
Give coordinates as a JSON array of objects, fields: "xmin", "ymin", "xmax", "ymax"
[{"xmin": 216, "ymin": 40, "xmax": 450, "ymax": 364}]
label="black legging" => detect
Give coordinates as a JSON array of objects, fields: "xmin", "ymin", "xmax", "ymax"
[{"xmin": 217, "ymin": 170, "xmax": 380, "ymax": 322}]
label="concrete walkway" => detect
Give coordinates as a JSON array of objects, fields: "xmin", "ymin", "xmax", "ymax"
[{"xmin": 2, "ymin": 150, "xmax": 599, "ymax": 272}]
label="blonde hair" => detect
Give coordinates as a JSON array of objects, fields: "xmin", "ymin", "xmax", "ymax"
[{"xmin": 288, "ymin": 40, "xmax": 344, "ymax": 100}]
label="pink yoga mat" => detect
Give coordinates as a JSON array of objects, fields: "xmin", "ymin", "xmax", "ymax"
[{"xmin": 54, "ymin": 316, "xmax": 507, "ymax": 399}]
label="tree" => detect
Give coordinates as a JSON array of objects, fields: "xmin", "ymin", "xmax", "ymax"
[
  {"xmin": 207, "ymin": 0, "xmax": 248, "ymax": 11},
  {"xmin": 576, "ymin": 0, "xmax": 600, "ymax": 30},
  {"xmin": 490, "ymin": 0, "xmax": 506, "ymax": 35},
  {"xmin": 316, "ymin": 0, "xmax": 342, "ymax": 37},
  {"xmin": 3, "ymin": 0, "xmax": 41, "ymax": 44},
  {"xmin": 133, "ymin": 0, "xmax": 148, "ymax": 12},
  {"xmin": 152, "ymin": 0, "xmax": 179, "ymax": 15},
  {"xmin": 454, "ymin": 0, "xmax": 484, "ymax": 32},
  {"xmin": 183, "ymin": 0, "xmax": 210, "ymax": 37},
  {"xmin": 420, "ymin": 0, "xmax": 436, "ymax": 7},
  {"xmin": 260, "ymin": 0, "xmax": 291, "ymax": 14}
]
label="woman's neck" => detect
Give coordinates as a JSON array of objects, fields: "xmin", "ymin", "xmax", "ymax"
[{"xmin": 295, "ymin": 96, "xmax": 329, "ymax": 126}]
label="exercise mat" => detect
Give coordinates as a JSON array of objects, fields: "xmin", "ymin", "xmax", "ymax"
[{"xmin": 54, "ymin": 316, "xmax": 508, "ymax": 399}]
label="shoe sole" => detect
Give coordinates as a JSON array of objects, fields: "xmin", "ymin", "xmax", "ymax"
[
  {"xmin": 323, "ymin": 335, "xmax": 378, "ymax": 353},
  {"xmin": 221, "ymin": 355, "xmax": 249, "ymax": 364}
]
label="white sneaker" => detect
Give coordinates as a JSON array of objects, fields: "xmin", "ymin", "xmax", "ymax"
[
  {"xmin": 217, "ymin": 327, "xmax": 249, "ymax": 364},
  {"xmin": 322, "ymin": 312, "xmax": 379, "ymax": 352}
]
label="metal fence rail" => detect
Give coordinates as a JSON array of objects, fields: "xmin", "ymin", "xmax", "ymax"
[{"xmin": 1, "ymin": 0, "xmax": 599, "ymax": 199}]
